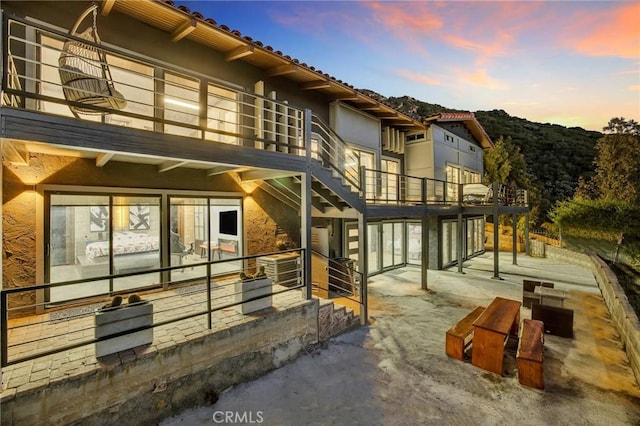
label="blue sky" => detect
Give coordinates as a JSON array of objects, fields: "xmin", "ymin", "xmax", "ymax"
[{"xmin": 176, "ymin": 1, "xmax": 639, "ymax": 131}]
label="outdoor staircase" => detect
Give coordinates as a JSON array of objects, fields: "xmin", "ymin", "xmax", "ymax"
[{"xmin": 317, "ymin": 298, "xmax": 360, "ymax": 342}]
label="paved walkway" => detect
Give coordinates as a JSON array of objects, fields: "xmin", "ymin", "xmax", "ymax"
[{"xmin": 163, "ymin": 253, "xmax": 640, "ymax": 425}]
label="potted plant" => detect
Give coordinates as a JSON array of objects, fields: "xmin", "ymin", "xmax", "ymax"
[
  {"xmin": 234, "ymin": 266, "xmax": 273, "ymax": 314},
  {"xmin": 94, "ymin": 294, "xmax": 153, "ymax": 357}
]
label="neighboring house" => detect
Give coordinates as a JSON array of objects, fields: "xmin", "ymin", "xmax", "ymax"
[{"xmin": 0, "ymin": 0, "xmax": 528, "ymax": 329}]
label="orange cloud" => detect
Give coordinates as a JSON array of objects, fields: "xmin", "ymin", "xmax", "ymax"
[
  {"xmin": 630, "ymin": 85, "xmax": 640, "ymax": 91},
  {"xmin": 369, "ymin": 1, "xmax": 443, "ymax": 36},
  {"xmin": 456, "ymin": 68, "xmax": 508, "ymax": 90},
  {"xmin": 395, "ymin": 69, "xmax": 441, "ymax": 86},
  {"xmin": 565, "ymin": 3, "xmax": 640, "ymax": 58}
]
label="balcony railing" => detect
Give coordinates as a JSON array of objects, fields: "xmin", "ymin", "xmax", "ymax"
[
  {"xmin": 3, "ymin": 15, "xmax": 305, "ymax": 154},
  {"xmin": 361, "ymin": 170, "xmax": 529, "ymax": 207},
  {"xmin": 0, "ymin": 249, "xmax": 306, "ymax": 367}
]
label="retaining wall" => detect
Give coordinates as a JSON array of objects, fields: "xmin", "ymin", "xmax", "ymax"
[
  {"xmin": 545, "ymin": 245, "xmax": 639, "ymax": 384},
  {"xmin": 1, "ymin": 300, "xmax": 319, "ymax": 425},
  {"xmin": 590, "ymin": 255, "xmax": 640, "ymax": 385}
]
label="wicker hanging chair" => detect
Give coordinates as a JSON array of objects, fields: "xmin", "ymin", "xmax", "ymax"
[{"xmin": 58, "ymin": 4, "xmax": 126, "ymax": 117}]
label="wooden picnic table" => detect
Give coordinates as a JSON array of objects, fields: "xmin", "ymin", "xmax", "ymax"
[{"xmin": 471, "ymin": 297, "xmax": 521, "ymax": 375}]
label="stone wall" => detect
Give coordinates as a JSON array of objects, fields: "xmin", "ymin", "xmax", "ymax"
[
  {"xmin": 544, "ymin": 245, "xmax": 640, "ymax": 384},
  {"xmin": 0, "ymin": 300, "xmax": 319, "ymax": 425},
  {"xmin": 590, "ymin": 255, "xmax": 640, "ymax": 385},
  {"xmin": 2, "ymin": 153, "xmax": 299, "ymax": 292}
]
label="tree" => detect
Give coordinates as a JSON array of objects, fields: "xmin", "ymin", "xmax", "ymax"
[
  {"xmin": 483, "ymin": 137, "xmax": 511, "ymax": 184},
  {"xmin": 592, "ymin": 122, "xmax": 640, "ymax": 205},
  {"xmin": 602, "ymin": 117, "xmax": 640, "ymax": 136}
]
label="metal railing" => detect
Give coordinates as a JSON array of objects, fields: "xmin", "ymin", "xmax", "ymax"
[
  {"xmin": 309, "ymin": 113, "xmax": 361, "ymax": 192},
  {"xmin": 3, "ymin": 15, "xmax": 305, "ymax": 154},
  {"xmin": 311, "ymin": 250, "xmax": 363, "ymax": 306},
  {"xmin": 362, "ymin": 168, "xmax": 457, "ymax": 205},
  {"xmin": 0, "ymin": 249, "xmax": 305, "ymax": 367}
]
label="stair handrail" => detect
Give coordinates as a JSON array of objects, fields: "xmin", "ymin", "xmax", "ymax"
[
  {"xmin": 310, "ymin": 249, "xmax": 363, "ymax": 304},
  {"xmin": 309, "ymin": 113, "xmax": 361, "ymax": 192}
]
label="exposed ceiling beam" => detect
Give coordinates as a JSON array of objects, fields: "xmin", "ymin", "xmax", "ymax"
[
  {"xmin": 101, "ymin": 0, "xmax": 115, "ymax": 16},
  {"xmin": 300, "ymin": 80, "xmax": 331, "ymax": 90},
  {"xmin": 239, "ymin": 169, "xmax": 298, "ymax": 182},
  {"xmin": 377, "ymin": 115, "xmax": 399, "ymax": 120},
  {"xmin": 206, "ymin": 165, "xmax": 238, "ymax": 176},
  {"xmin": 171, "ymin": 18, "xmax": 197, "ymax": 42},
  {"xmin": 2, "ymin": 140, "xmax": 29, "ymax": 166},
  {"xmin": 360, "ymin": 105, "xmax": 382, "ymax": 111},
  {"xmin": 332, "ymin": 94, "xmax": 360, "ymax": 101},
  {"xmin": 95, "ymin": 152, "xmax": 115, "ymax": 167},
  {"xmin": 267, "ymin": 64, "xmax": 298, "ymax": 77},
  {"xmin": 225, "ymin": 45, "xmax": 254, "ymax": 62},
  {"xmin": 158, "ymin": 160, "xmax": 189, "ymax": 173}
]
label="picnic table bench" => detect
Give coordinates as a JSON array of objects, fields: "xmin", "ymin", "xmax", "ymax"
[
  {"xmin": 472, "ymin": 297, "xmax": 521, "ymax": 375},
  {"xmin": 517, "ymin": 319, "xmax": 545, "ymax": 389},
  {"xmin": 445, "ymin": 306, "xmax": 486, "ymax": 361}
]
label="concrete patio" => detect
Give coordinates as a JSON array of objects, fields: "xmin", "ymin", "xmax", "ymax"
[{"xmin": 163, "ymin": 252, "xmax": 640, "ymax": 425}]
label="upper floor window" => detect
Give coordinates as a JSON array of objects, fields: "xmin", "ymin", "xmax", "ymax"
[{"xmin": 164, "ymin": 72, "xmax": 201, "ymax": 138}]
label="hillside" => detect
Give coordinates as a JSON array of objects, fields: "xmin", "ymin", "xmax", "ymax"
[{"xmin": 377, "ymin": 94, "xmax": 602, "ymax": 212}]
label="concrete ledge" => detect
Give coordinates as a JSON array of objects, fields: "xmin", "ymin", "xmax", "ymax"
[{"xmin": 1, "ymin": 299, "xmax": 319, "ymax": 425}]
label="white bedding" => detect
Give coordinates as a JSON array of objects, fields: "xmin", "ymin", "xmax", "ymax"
[{"xmin": 85, "ymin": 231, "xmax": 160, "ymax": 261}]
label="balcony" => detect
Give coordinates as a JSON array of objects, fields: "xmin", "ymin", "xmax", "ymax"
[{"xmin": 2, "ymin": 14, "xmax": 305, "ymax": 155}]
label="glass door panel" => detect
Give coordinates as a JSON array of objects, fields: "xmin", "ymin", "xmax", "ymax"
[
  {"xmin": 407, "ymin": 223, "xmax": 421, "ymax": 266},
  {"xmin": 367, "ymin": 223, "xmax": 380, "ymax": 274},
  {"xmin": 382, "ymin": 223, "xmax": 393, "ymax": 268},
  {"xmin": 169, "ymin": 197, "xmax": 208, "ymax": 282},
  {"xmin": 48, "ymin": 194, "xmax": 110, "ymax": 302},
  {"xmin": 112, "ymin": 195, "xmax": 161, "ymax": 292},
  {"xmin": 394, "ymin": 222, "xmax": 404, "ymax": 265},
  {"xmin": 209, "ymin": 199, "xmax": 242, "ymax": 276}
]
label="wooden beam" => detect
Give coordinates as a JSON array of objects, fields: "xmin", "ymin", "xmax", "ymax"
[
  {"xmin": 206, "ymin": 165, "xmax": 240, "ymax": 176},
  {"xmin": 225, "ymin": 45, "xmax": 254, "ymax": 62},
  {"xmin": 240, "ymin": 169, "xmax": 298, "ymax": 182},
  {"xmin": 300, "ymin": 80, "xmax": 331, "ymax": 90},
  {"xmin": 171, "ymin": 18, "xmax": 197, "ymax": 42},
  {"xmin": 360, "ymin": 105, "xmax": 381, "ymax": 111},
  {"xmin": 101, "ymin": 0, "xmax": 115, "ymax": 16},
  {"xmin": 95, "ymin": 152, "xmax": 115, "ymax": 167},
  {"xmin": 332, "ymin": 94, "xmax": 360, "ymax": 101},
  {"xmin": 158, "ymin": 160, "xmax": 189, "ymax": 173},
  {"xmin": 2, "ymin": 140, "xmax": 28, "ymax": 166},
  {"xmin": 267, "ymin": 64, "xmax": 298, "ymax": 77}
]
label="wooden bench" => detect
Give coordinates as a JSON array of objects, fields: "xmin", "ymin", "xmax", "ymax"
[
  {"xmin": 517, "ymin": 319, "xmax": 544, "ymax": 389},
  {"xmin": 523, "ymin": 280, "xmax": 554, "ymax": 308},
  {"xmin": 445, "ymin": 306, "xmax": 486, "ymax": 361},
  {"xmin": 532, "ymin": 303, "xmax": 574, "ymax": 338}
]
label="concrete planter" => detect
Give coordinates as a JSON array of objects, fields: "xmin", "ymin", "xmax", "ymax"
[
  {"xmin": 234, "ymin": 277, "xmax": 273, "ymax": 314},
  {"xmin": 94, "ymin": 302, "xmax": 153, "ymax": 357}
]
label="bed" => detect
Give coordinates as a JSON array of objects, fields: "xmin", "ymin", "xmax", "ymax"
[{"xmin": 77, "ymin": 231, "xmax": 160, "ymax": 275}]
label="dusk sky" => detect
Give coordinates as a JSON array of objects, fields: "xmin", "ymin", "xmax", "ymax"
[{"xmin": 176, "ymin": 1, "xmax": 640, "ymax": 131}]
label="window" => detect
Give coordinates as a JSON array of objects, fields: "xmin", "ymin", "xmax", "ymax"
[
  {"xmin": 381, "ymin": 158, "xmax": 400, "ymax": 203},
  {"xmin": 164, "ymin": 72, "xmax": 201, "ymax": 138},
  {"xmin": 446, "ymin": 164, "xmax": 460, "ymax": 200},
  {"xmin": 206, "ymin": 83, "xmax": 239, "ymax": 144}
]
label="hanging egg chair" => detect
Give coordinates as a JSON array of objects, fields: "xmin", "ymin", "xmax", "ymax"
[{"xmin": 58, "ymin": 4, "xmax": 126, "ymax": 117}]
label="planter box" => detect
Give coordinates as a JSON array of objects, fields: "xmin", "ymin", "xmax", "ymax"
[
  {"xmin": 234, "ymin": 277, "xmax": 272, "ymax": 314},
  {"xmin": 94, "ymin": 302, "xmax": 153, "ymax": 357}
]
